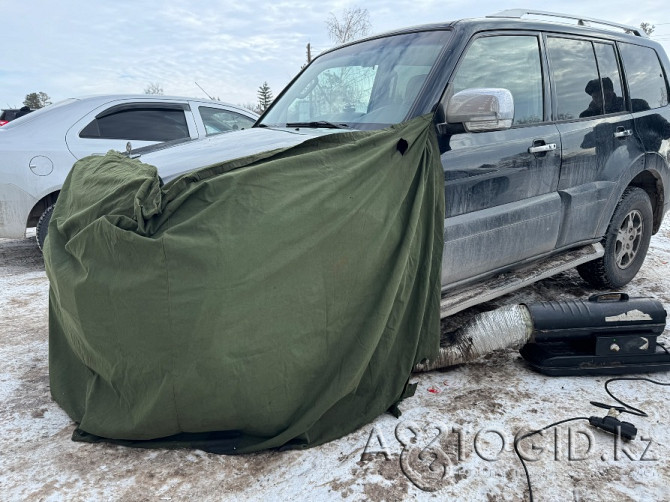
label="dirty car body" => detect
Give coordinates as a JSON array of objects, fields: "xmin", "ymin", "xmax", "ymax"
[{"xmin": 117, "ymin": 12, "xmax": 670, "ymax": 295}]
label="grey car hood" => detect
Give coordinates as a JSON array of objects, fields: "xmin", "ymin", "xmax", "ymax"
[{"xmin": 137, "ymin": 126, "xmax": 345, "ymax": 182}]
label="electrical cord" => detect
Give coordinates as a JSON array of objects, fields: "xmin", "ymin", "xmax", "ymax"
[
  {"xmin": 514, "ymin": 417, "xmax": 590, "ymax": 502},
  {"xmin": 590, "ymin": 377, "xmax": 670, "ymax": 417},
  {"xmin": 514, "ymin": 377, "xmax": 670, "ymax": 502}
]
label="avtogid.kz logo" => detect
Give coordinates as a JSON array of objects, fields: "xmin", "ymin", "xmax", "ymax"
[{"xmin": 361, "ymin": 419, "xmax": 658, "ymax": 492}]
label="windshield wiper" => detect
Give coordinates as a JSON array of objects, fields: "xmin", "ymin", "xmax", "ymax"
[{"xmin": 285, "ymin": 121, "xmax": 350, "ymax": 129}]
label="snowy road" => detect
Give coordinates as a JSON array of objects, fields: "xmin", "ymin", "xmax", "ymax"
[{"xmin": 1, "ymin": 220, "xmax": 669, "ymax": 501}]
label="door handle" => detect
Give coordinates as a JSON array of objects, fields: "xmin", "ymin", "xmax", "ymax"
[
  {"xmin": 613, "ymin": 128, "xmax": 633, "ymax": 138},
  {"xmin": 528, "ymin": 143, "xmax": 557, "ymax": 154}
]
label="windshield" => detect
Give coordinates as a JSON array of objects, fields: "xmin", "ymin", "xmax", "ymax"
[{"xmin": 260, "ymin": 30, "xmax": 451, "ymax": 130}]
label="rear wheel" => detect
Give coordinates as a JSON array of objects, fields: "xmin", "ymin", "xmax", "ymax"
[
  {"xmin": 577, "ymin": 187, "xmax": 653, "ymax": 289},
  {"xmin": 36, "ymin": 204, "xmax": 55, "ymax": 251}
]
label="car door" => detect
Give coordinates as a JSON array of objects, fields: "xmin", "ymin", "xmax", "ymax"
[
  {"xmin": 65, "ymin": 100, "xmax": 198, "ymax": 159},
  {"xmin": 545, "ymin": 36, "xmax": 644, "ymax": 247},
  {"xmin": 440, "ymin": 33, "xmax": 562, "ymax": 287}
]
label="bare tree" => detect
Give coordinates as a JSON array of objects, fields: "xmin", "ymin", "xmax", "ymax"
[
  {"xmin": 144, "ymin": 82, "xmax": 164, "ymax": 95},
  {"xmin": 241, "ymin": 102, "xmax": 266, "ymax": 114},
  {"xmin": 24, "ymin": 92, "xmax": 51, "ymax": 109},
  {"xmin": 640, "ymin": 22, "xmax": 655, "ymax": 36},
  {"xmin": 326, "ymin": 7, "xmax": 371, "ymax": 44},
  {"xmin": 239, "ymin": 102, "xmax": 258, "ymax": 114}
]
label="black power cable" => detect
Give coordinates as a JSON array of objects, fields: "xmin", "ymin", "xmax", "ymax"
[
  {"xmin": 514, "ymin": 377, "xmax": 670, "ymax": 502},
  {"xmin": 514, "ymin": 417, "xmax": 590, "ymax": 502},
  {"xmin": 591, "ymin": 377, "xmax": 670, "ymax": 417}
]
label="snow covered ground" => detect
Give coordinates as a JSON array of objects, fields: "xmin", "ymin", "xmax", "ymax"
[{"xmin": 1, "ymin": 220, "xmax": 669, "ymax": 501}]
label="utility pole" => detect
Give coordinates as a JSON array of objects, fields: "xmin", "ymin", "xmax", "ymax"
[{"xmin": 306, "ymin": 43, "xmax": 312, "ymax": 64}]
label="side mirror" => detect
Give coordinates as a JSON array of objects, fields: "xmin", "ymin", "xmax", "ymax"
[{"xmin": 439, "ymin": 88, "xmax": 514, "ymax": 133}]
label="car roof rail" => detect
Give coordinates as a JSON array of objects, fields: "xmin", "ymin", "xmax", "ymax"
[{"xmin": 488, "ymin": 9, "xmax": 647, "ymax": 38}]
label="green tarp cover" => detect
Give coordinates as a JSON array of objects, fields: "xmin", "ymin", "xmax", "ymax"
[{"xmin": 44, "ymin": 115, "xmax": 444, "ymax": 453}]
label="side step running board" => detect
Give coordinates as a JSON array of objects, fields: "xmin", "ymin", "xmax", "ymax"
[{"xmin": 440, "ymin": 243, "xmax": 605, "ymax": 318}]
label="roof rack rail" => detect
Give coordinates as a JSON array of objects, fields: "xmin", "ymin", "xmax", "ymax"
[{"xmin": 488, "ymin": 9, "xmax": 647, "ymax": 38}]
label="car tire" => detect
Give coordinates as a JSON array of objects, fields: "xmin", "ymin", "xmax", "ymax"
[
  {"xmin": 577, "ymin": 187, "xmax": 653, "ymax": 289},
  {"xmin": 36, "ymin": 204, "xmax": 55, "ymax": 252}
]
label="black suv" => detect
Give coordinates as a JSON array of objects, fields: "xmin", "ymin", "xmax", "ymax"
[
  {"xmin": 140, "ymin": 10, "xmax": 670, "ymax": 314},
  {"xmin": 0, "ymin": 106, "xmax": 33, "ymax": 125}
]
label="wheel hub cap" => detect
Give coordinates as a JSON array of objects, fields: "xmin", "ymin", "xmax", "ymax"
[{"xmin": 614, "ymin": 209, "xmax": 643, "ymax": 269}]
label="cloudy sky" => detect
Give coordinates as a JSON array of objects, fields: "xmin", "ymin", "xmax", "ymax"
[{"xmin": 1, "ymin": 1, "xmax": 669, "ymax": 109}]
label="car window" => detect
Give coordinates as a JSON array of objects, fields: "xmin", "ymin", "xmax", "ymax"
[
  {"xmin": 199, "ymin": 107, "xmax": 255, "ymax": 135},
  {"xmin": 451, "ymin": 35, "xmax": 543, "ymax": 126},
  {"xmin": 286, "ymin": 64, "xmax": 378, "ymax": 122},
  {"xmin": 260, "ymin": 30, "xmax": 451, "ymax": 129},
  {"xmin": 619, "ymin": 43, "xmax": 669, "ymax": 110},
  {"xmin": 547, "ymin": 37, "xmax": 601, "ymax": 121},
  {"xmin": 593, "ymin": 43, "xmax": 625, "ymax": 115},
  {"xmin": 80, "ymin": 108, "xmax": 189, "ymax": 141}
]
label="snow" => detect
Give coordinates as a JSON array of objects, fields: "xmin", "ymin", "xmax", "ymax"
[{"xmin": 1, "ymin": 220, "xmax": 669, "ymax": 501}]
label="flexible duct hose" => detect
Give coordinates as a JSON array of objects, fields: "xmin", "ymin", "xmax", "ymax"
[{"xmin": 413, "ymin": 305, "xmax": 533, "ymax": 372}]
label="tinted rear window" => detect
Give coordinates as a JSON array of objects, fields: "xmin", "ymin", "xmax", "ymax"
[
  {"xmin": 619, "ymin": 43, "xmax": 669, "ymax": 110},
  {"xmin": 593, "ymin": 43, "xmax": 625, "ymax": 115},
  {"xmin": 80, "ymin": 108, "xmax": 189, "ymax": 141},
  {"xmin": 547, "ymin": 37, "xmax": 601, "ymax": 121}
]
